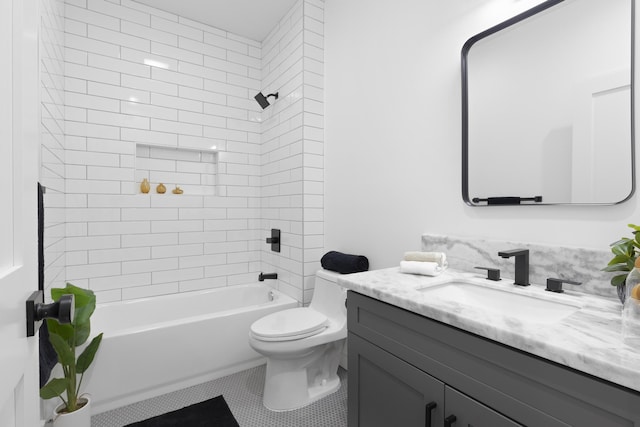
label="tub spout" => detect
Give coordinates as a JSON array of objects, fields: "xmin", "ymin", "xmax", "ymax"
[{"xmin": 259, "ymin": 272, "xmax": 278, "ymax": 281}]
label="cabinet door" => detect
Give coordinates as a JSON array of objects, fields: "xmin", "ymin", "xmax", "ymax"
[
  {"xmin": 349, "ymin": 333, "xmax": 444, "ymax": 427},
  {"xmin": 444, "ymin": 386, "xmax": 523, "ymax": 427}
]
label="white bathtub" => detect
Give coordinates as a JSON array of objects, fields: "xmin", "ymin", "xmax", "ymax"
[{"xmin": 84, "ymin": 284, "xmax": 298, "ymax": 414}]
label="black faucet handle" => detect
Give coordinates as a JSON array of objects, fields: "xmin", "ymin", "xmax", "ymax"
[
  {"xmin": 546, "ymin": 278, "xmax": 582, "ymax": 293},
  {"xmin": 474, "ymin": 266, "xmax": 501, "ymax": 281}
]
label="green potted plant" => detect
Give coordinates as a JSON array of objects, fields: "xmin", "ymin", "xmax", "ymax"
[
  {"xmin": 603, "ymin": 223, "xmax": 640, "ymax": 303},
  {"xmin": 40, "ymin": 283, "xmax": 103, "ymax": 426}
]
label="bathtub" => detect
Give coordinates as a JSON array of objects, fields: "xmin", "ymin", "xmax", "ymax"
[{"xmin": 83, "ymin": 284, "xmax": 298, "ymax": 414}]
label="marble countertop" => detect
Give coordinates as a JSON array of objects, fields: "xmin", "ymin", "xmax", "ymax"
[{"xmin": 338, "ymin": 267, "xmax": 640, "ymax": 393}]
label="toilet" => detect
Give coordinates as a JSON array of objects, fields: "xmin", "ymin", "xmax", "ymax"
[{"xmin": 249, "ymin": 269, "xmax": 347, "ymax": 411}]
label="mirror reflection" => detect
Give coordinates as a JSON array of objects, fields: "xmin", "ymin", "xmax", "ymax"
[{"xmin": 462, "ymin": 0, "xmax": 634, "ymax": 206}]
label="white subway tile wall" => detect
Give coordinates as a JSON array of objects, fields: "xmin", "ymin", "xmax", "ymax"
[
  {"xmin": 41, "ymin": 0, "xmax": 66, "ymax": 294},
  {"xmin": 260, "ymin": 0, "xmax": 324, "ymax": 305},
  {"xmin": 59, "ymin": 0, "xmax": 324, "ymax": 304}
]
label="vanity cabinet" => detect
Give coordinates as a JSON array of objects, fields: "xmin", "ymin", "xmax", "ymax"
[
  {"xmin": 347, "ymin": 291, "xmax": 640, "ymax": 427},
  {"xmin": 352, "ymin": 333, "xmax": 521, "ymax": 427}
]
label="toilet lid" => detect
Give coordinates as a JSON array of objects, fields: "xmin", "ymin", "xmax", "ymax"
[{"xmin": 251, "ymin": 308, "xmax": 328, "ymax": 341}]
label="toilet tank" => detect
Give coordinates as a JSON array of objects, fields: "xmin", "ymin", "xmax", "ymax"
[{"xmin": 309, "ymin": 269, "xmax": 347, "ymax": 321}]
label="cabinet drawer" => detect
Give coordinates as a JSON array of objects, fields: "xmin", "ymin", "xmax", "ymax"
[{"xmin": 348, "ymin": 291, "xmax": 640, "ymax": 427}]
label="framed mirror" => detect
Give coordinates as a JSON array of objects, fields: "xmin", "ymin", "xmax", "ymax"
[{"xmin": 462, "ymin": 0, "xmax": 635, "ymax": 206}]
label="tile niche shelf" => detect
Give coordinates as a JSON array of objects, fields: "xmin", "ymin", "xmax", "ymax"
[{"xmin": 135, "ymin": 144, "xmax": 218, "ymax": 196}]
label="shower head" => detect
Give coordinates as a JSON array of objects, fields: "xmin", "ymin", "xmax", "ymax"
[{"xmin": 254, "ymin": 91, "xmax": 279, "ymax": 109}]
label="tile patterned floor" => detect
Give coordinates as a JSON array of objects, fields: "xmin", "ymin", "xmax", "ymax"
[{"xmin": 91, "ymin": 365, "xmax": 348, "ymax": 427}]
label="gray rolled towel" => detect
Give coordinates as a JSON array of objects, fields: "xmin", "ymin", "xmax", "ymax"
[{"xmin": 321, "ymin": 251, "xmax": 369, "ymax": 274}]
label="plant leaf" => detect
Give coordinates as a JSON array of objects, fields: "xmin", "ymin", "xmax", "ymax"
[
  {"xmin": 73, "ymin": 304, "xmax": 94, "ymax": 330},
  {"xmin": 49, "ymin": 332, "xmax": 74, "ymax": 367},
  {"xmin": 76, "ymin": 333, "xmax": 103, "ymax": 374},
  {"xmin": 612, "ymin": 241, "xmax": 633, "ymax": 256},
  {"xmin": 74, "ymin": 319, "xmax": 91, "ymax": 347},
  {"xmin": 40, "ymin": 378, "xmax": 69, "ymax": 400},
  {"xmin": 608, "ymin": 254, "xmax": 630, "ymax": 265},
  {"xmin": 610, "ymin": 237, "xmax": 630, "ymax": 247},
  {"xmin": 612, "ymin": 274, "xmax": 628, "ymax": 286},
  {"xmin": 46, "ymin": 319, "xmax": 73, "ymax": 342},
  {"xmin": 602, "ymin": 264, "xmax": 631, "ymax": 273},
  {"xmin": 629, "ymin": 223, "xmax": 640, "ymax": 231},
  {"xmin": 50, "ymin": 283, "xmax": 97, "ymax": 346}
]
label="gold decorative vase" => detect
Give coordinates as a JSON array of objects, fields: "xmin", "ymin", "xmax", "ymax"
[
  {"xmin": 140, "ymin": 178, "xmax": 150, "ymax": 194},
  {"xmin": 156, "ymin": 183, "xmax": 166, "ymax": 194}
]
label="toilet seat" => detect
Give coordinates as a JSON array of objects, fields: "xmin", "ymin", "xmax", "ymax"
[{"xmin": 251, "ymin": 308, "xmax": 328, "ymax": 342}]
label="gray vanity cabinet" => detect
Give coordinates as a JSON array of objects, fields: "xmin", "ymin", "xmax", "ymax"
[
  {"xmin": 347, "ymin": 291, "xmax": 640, "ymax": 427},
  {"xmin": 350, "ymin": 333, "xmax": 521, "ymax": 427}
]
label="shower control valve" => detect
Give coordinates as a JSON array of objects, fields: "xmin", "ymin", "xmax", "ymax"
[{"xmin": 266, "ymin": 228, "xmax": 281, "ymax": 252}]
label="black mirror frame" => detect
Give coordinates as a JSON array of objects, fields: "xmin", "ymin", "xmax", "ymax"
[{"xmin": 461, "ymin": 0, "xmax": 636, "ymax": 206}]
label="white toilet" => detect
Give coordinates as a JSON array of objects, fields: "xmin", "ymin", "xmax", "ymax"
[{"xmin": 249, "ymin": 269, "xmax": 347, "ymax": 411}]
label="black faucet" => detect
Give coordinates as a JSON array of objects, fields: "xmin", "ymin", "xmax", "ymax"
[
  {"xmin": 259, "ymin": 272, "xmax": 278, "ymax": 282},
  {"xmin": 498, "ymin": 249, "xmax": 530, "ymax": 286}
]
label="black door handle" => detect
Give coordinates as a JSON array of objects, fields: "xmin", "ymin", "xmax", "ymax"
[
  {"xmin": 425, "ymin": 401, "xmax": 437, "ymax": 427},
  {"xmin": 26, "ymin": 291, "xmax": 74, "ymax": 337},
  {"xmin": 444, "ymin": 414, "xmax": 457, "ymax": 427}
]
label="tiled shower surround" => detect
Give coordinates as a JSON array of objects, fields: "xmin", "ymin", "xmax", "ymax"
[
  {"xmin": 41, "ymin": 0, "xmax": 66, "ymax": 292},
  {"xmin": 49, "ymin": 0, "xmax": 324, "ymax": 304}
]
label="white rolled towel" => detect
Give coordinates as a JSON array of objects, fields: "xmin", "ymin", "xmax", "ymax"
[
  {"xmin": 403, "ymin": 251, "xmax": 448, "ymax": 268},
  {"xmin": 399, "ymin": 260, "xmax": 444, "ymax": 277}
]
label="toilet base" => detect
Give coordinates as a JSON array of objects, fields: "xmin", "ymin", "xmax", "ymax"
[{"xmin": 262, "ymin": 340, "xmax": 345, "ymax": 411}]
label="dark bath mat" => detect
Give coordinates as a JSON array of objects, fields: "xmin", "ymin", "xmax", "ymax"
[{"xmin": 124, "ymin": 395, "xmax": 239, "ymax": 427}]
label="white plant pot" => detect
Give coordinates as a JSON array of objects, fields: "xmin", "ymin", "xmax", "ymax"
[{"xmin": 53, "ymin": 396, "xmax": 91, "ymax": 427}]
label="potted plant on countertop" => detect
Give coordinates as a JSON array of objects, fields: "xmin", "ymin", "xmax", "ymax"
[
  {"xmin": 40, "ymin": 283, "xmax": 103, "ymax": 427},
  {"xmin": 603, "ymin": 223, "xmax": 640, "ymax": 303}
]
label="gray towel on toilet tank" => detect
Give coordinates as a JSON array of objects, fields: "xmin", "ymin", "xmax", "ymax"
[{"xmin": 321, "ymin": 251, "xmax": 369, "ymax": 274}]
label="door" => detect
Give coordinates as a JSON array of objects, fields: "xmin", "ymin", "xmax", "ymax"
[
  {"xmin": 0, "ymin": 0, "xmax": 41, "ymax": 426},
  {"xmin": 348, "ymin": 334, "xmax": 444, "ymax": 427}
]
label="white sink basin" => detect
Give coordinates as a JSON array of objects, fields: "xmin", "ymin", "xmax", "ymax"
[{"xmin": 419, "ymin": 280, "xmax": 581, "ymax": 324}]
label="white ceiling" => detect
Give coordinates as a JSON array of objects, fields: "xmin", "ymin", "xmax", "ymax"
[{"xmin": 132, "ymin": 0, "xmax": 299, "ymax": 42}]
